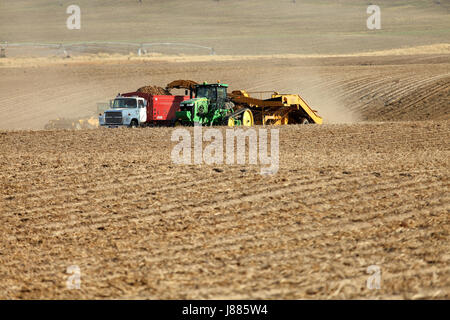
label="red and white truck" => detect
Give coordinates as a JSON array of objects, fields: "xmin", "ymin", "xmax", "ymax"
[
  {"xmin": 99, "ymin": 92, "xmax": 189, "ymax": 127},
  {"xmin": 99, "ymin": 80, "xmax": 197, "ymax": 127}
]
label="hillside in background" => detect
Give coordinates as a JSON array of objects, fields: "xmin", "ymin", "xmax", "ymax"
[{"xmin": 0, "ymin": 0, "xmax": 449, "ymax": 55}]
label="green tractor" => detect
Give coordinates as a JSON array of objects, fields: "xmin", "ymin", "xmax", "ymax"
[{"xmin": 175, "ymin": 82, "xmax": 254, "ymax": 127}]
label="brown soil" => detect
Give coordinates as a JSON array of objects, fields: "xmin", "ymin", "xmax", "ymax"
[
  {"xmin": 1, "ymin": 0, "xmax": 449, "ymax": 301},
  {"xmin": 0, "ymin": 53, "xmax": 449, "ymax": 130},
  {"xmin": 0, "ymin": 120, "xmax": 448, "ymax": 299},
  {"xmin": 0, "ymin": 52, "xmax": 448, "ymax": 299},
  {"xmin": 136, "ymin": 85, "xmax": 171, "ymax": 96}
]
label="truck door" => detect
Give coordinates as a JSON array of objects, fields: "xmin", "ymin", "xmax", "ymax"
[{"xmin": 138, "ymin": 99, "xmax": 147, "ymax": 123}]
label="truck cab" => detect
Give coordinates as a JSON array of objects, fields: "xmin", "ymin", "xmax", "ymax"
[{"xmin": 99, "ymin": 95, "xmax": 147, "ymax": 128}]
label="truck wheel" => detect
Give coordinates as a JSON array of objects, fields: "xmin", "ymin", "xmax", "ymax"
[{"xmin": 130, "ymin": 120, "xmax": 138, "ymax": 128}]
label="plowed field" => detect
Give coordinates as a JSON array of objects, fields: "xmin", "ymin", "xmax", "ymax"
[
  {"xmin": 0, "ymin": 27, "xmax": 449, "ymax": 299},
  {"xmin": 0, "ymin": 53, "xmax": 449, "ymax": 130},
  {"xmin": 0, "ymin": 118, "xmax": 448, "ymax": 299},
  {"xmin": 1, "ymin": 0, "xmax": 449, "ymax": 302}
]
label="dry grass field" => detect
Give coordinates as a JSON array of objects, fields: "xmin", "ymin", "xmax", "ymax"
[
  {"xmin": 0, "ymin": 0, "xmax": 449, "ymax": 300},
  {"xmin": 1, "ymin": 0, "xmax": 449, "ymax": 55}
]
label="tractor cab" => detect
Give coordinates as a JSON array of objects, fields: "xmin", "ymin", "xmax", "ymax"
[
  {"xmin": 176, "ymin": 82, "xmax": 234, "ymax": 126},
  {"xmin": 195, "ymin": 82, "xmax": 229, "ymax": 110}
]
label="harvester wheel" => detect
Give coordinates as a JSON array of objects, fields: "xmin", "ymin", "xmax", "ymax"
[
  {"xmin": 227, "ymin": 117, "xmax": 235, "ymax": 127},
  {"xmin": 242, "ymin": 109, "xmax": 254, "ymax": 127},
  {"xmin": 300, "ymin": 118, "xmax": 309, "ymax": 125},
  {"xmin": 174, "ymin": 120, "xmax": 183, "ymax": 127}
]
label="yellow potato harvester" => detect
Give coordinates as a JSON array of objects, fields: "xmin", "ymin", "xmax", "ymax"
[
  {"xmin": 44, "ymin": 103, "xmax": 109, "ymax": 130},
  {"xmin": 229, "ymin": 90, "xmax": 323, "ymax": 126},
  {"xmin": 44, "ymin": 116, "xmax": 99, "ymax": 130}
]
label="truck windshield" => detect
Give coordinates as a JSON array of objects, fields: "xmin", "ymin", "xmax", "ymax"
[{"xmin": 113, "ymin": 98, "xmax": 137, "ymax": 108}]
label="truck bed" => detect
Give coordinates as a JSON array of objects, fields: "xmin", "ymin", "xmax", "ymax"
[{"xmin": 121, "ymin": 92, "xmax": 190, "ymax": 124}]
